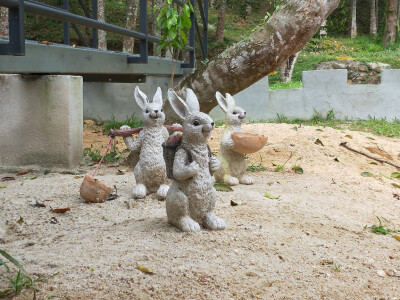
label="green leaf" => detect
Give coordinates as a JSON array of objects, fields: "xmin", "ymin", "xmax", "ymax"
[
  {"xmin": 0, "ymin": 249, "xmax": 27, "ymax": 274},
  {"xmin": 360, "ymin": 172, "xmax": 374, "ymax": 177},
  {"xmin": 292, "ymin": 166, "xmax": 304, "ymax": 174},
  {"xmin": 264, "ymin": 192, "xmax": 279, "ymax": 199},
  {"xmin": 391, "ymin": 172, "xmax": 400, "ymax": 179},
  {"xmin": 381, "ymin": 173, "xmax": 391, "ymax": 179},
  {"xmin": 391, "ymin": 183, "xmax": 400, "ymax": 189},
  {"xmin": 168, "ymin": 27, "xmax": 177, "ymax": 40},
  {"xmin": 214, "ymin": 183, "xmax": 233, "ymax": 192},
  {"xmin": 314, "ymin": 139, "xmax": 324, "ymax": 146}
]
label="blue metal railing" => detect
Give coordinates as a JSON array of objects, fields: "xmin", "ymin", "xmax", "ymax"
[{"xmin": 0, "ymin": 0, "xmax": 208, "ymax": 68}]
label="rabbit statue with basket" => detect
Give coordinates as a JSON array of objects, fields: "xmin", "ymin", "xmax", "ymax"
[
  {"xmin": 163, "ymin": 88, "xmax": 225, "ymax": 232},
  {"xmin": 214, "ymin": 92, "xmax": 267, "ymax": 186},
  {"xmin": 120, "ymin": 86, "xmax": 170, "ymax": 200}
]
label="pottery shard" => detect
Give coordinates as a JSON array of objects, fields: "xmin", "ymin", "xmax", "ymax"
[
  {"xmin": 231, "ymin": 132, "xmax": 268, "ymax": 154},
  {"xmin": 80, "ymin": 174, "xmax": 114, "ymax": 203}
]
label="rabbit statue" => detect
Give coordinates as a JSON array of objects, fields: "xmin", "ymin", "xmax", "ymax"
[
  {"xmin": 214, "ymin": 92, "xmax": 254, "ymax": 186},
  {"xmin": 166, "ymin": 88, "xmax": 225, "ymax": 232},
  {"xmin": 120, "ymin": 86, "xmax": 170, "ymax": 200}
]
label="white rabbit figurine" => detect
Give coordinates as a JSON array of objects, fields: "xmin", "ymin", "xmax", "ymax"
[
  {"xmin": 120, "ymin": 86, "xmax": 170, "ymax": 199},
  {"xmin": 214, "ymin": 92, "xmax": 254, "ymax": 186},
  {"xmin": 166, "ymin": 88, "xmax": 225, "ymax": 232}
]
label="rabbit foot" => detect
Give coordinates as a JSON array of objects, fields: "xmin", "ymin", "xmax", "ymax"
[
  {"xmin": 224, "ymin": 175, "xmax": 239, "ymax": 186},
  {"xmin": 239, "ymin": 174, "xmax": 254, "ymax": 185},
  {"xmin": 176, "ymin": 216, "xmax": 201, "ymax": 232},
  {"xmin": 157, "ymin": 184, "xmax": 169, "ymax": 200},
  {"xmin": 204, "ymin": 213, "xmax": 226, "ymax": 230},
  {"xmin": 132, "ymin": 184, "xmax": 147, "ymax": 199}
]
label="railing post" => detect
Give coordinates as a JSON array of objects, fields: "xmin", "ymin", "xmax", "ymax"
[
  {"xmin": 181, "ymin": 0, "xmax": 194, "ymax": 68},
  {"xmin": 92, "ymin": 0, "xmax": 98, "ymax": 48},
  {"xmin": 63, "ymin": 0, "xmax": 70, "ymax": 45},
  {"xmin": 203, "ymin": 0, "xmax": 208, "ymax": 59},
  {"xmin": 127, "ymin": 0, "xmax": 148, "ymax": 63},
  {"xmin": 0, "ymin": 0, "xmax": 24, "ymax": 55}
]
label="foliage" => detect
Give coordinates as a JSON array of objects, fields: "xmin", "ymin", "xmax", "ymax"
[
  {"xmin": 84, "ymin": 144, "xmax": 124, "ymax": 164},
  {"xmin": 247, "ymin": 163, "xmax": 266, "ymax": 172},
  {"xmin": 325, "ymin": 0, "xmax": 349, "ymax": 35},
  {"xmin": 0, "ymin": 249, "xmax": 54, "ymax": 298},
  {"xmin": 100, "ymin": 114, "xmax": 142, "ymax": 134},
  {"xmin": 365, "ymin": 216, "xmax": 400, "ymax": 235}
]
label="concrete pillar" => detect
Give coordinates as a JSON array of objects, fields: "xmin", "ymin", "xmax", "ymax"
[{"xmin": 0, "ymin": 74, "xmax": 83, "ymax": 169}]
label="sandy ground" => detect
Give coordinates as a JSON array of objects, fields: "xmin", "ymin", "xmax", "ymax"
[{"xmin": 1, "ymin": 123, "xmax": 400, "ymax": 299}]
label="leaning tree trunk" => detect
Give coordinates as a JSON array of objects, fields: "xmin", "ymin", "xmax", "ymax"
[
  {"xmin": 215, "ymin": 0, "xmax": 226, "ymax": 42},
  {"xmin": 165, "ymin": 0, "xmax": 340, "ymax": 120},
  {"xmin": 0, "ymin": 7, "xmax": 8, "ymax": 37},
  {"xmin": 123, "ymin": 0, "xmax": 139, "ymax": 53},
  {"xmin": 350, "ymin": 0, "xmax": 357, "ymax": 38},
  {"xmin": 152, "ymin": 0, "xmax": 162, "ymax": 56},
  {"xmin": 279, "ymin": 52, "xmax": 300, "ymax": 83},
  {"xmin": 383, "ymin": 0, "xmax": 399, "ymax": 46},
  {"xmin": 98, "ymin": 0, "xmax": 107, "ymax": 50},
  {"xmin": 370, "ymin": 0, "xmax": 377, "ymax": 35}
]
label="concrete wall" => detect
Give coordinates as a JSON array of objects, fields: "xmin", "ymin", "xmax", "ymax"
[
  {"xmin": 210, "ymin": 69, "xmax": 400, "ymax": 121},
  {"xmin": 0, "ymin": 74, "xmax": 83, "ymax": 169},
  {"xmin": 83, "ymin": 75, "xmax": 183, "ymax": 121}
]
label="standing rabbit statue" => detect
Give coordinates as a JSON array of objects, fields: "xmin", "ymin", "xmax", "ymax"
[
  {"xmin": 120, "ymin": 86, "xmax": 170, "ymax": 199},
  {"xmin": 166, "ymin": 88, "xmax": 225, "ymax": 232},
  {"xmin": 214, "ymin": 92, "xmax": 254, "ymax": 186}
]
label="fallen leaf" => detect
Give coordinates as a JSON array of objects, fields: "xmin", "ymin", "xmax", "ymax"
[
  {"xmin": 214, "ymin": 183, "xmax": 233, "ymax": 192},
  {"xmin": 292, "ymin": 166, "xmax": 303, "ymax": 174},
  {"xmin": 393, "ymin": 193, "xmax": 400, "ymax": 200},
  {"xmin": 314, "ymin": 139, "xmax": 324, "ymax": 146},
  {"xmin": 137, "ymin": 264, "xmax": 153, "ymax": 275},
  {"xmin": 334, "ymin": 157, "xmax": 341, "ymax": 162},
  {"xmin": 102, "ymin": 216, "xmax": 109, "ymax": 221},
  {"xmin": 360, "ymin": 172, "xmax": 373, "ymax": 177},
  {"xmin": 345, "ymin": 135, "xmax": 353, "ymax": 139},
  {"xmin": 40, "ymin": 40, "xmax": 53, "ymax": 45},
  {"xmin": 23, "ymin": 176, "xmax": 37, "ymax": 180},
  {"xmin": 116, "ymin": 169, "xmax": 125, "ymax": 175},
  {"xmin": 74, "ymin": 175, "xmax": 83, "ymax": 179},
  {"xmin": 230, "ymin": 199, "xmax": 242, "ymax": 206},
  {"xmin": 16, "ymin": 169, "xmax": 31, "ymax": 176},
  {"xmin": 291, "ymin": 127, "xmax": 298, "ymax": 131},
  {"xmin": 50, "ymin": 217, "xmax": 58, "ymax": 224},
  {"xmin": 366, "ymin": 137, "xmax": 375, "ymax": 140},
  {"xmin": 370, "ymin": 162, "xmax": 378, "ymax": 165},
  {"xmin": 391, "ymin": 172, "xmax": 400, "ymax": 179},
  {"xmin": 381, "ymin": 173, "xmax": 391, "ymax": 179},
  {"xmin": 17, "ymin": 216, "xmax": 24, "ymax": 225},
  {"xmin": 44, "ymin": 169, "xmax": 51, "ymax": 175},
  {"xmin": 315, "ymin": 129, "xmax": 323, "ymax": 132},
  {"xmin": 391, "ymin": 183, "xmax": 400, "ymax": 189},
  {"xmin": 394, "ymin": 235, "xmax": 400, "ymax": 242},
  {"xmin": 43, "ymin": 199, "xmax": 53, "ymax": 202},
  {"xmin": 331, "ymin": 178, "xmax": 336, "ymax": 184},
  {"xmin": 51, "ymin": 207, "xmax": 70, "ymax": 213},
  {"xmin": 0, "ymin": 185, "xmax": 6, "ymax": 188},
  {"xmin": 264, "ymin": 192, "xmax": 279, "ymax": 199},
  {"xmin": 1, "ymin": 176, "xmax": 15, "ymax": 182}
]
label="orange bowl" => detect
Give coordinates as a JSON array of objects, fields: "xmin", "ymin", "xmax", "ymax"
[{"xmin": 231, "ymin": 132, "xmax": 267, "ymax": 154}]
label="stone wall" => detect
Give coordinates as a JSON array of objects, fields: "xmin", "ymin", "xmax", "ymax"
[{"xmin": 209, "ymin": 69, "xmax": 400, "ymax": 122}]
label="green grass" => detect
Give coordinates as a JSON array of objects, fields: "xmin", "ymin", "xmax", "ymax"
[
  {"xmin": 84, "ymin": 144, "xmax": 125, "ymax": 164},
  {"xmin": 365, "ymin": 216, "xmax": 400, "ymax": 235},
  {"xmin": 100, "ymin": 114, "xmax": 143, "ymax": 134}
]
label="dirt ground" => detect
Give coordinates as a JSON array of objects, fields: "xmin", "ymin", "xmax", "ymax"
[{"xmin": 1, "ymin": 122, "xmax": 400, "ymax": 299}]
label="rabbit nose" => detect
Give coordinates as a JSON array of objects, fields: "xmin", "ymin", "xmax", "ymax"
[
  {"xmin": 211, "ymin": 122, "xmax": 215, "ymax": 127},
  {"xmin": 154, "ymin": 110, "xmax": 158, "ymax": 113}
]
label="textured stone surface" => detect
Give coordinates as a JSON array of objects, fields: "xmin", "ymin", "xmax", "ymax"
[{"xmin": 0, "ymin": 74, "xmax": 83, "ymax": 168}]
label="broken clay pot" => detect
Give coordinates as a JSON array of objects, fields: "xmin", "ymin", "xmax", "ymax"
[{"xmin": 80, "ymin": 174, "xmax": 114, "ymax": 203}]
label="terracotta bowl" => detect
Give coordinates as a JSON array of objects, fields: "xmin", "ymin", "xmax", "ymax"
[
  {"xmin": 80, "ymin": 174, "xmax": 114, "ymax": 203},
  {"xmin": 231, "ymin": 132, "xmax": 268, "ymax": 154}
]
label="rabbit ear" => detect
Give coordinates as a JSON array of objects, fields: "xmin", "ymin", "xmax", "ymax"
[
  {"xmin": 225, "ymin": 93, "xmax": 236, "ymax": 108},
  {"xmin": 185, "ymin": 88, "xmax": 200, "ymax": 113},
  {"xmin": 134, "ymin": 86, "xmax": 149, "ymax": 109},
  {"xmin": 168, "ymin": 88, "xmax": 189, "ymax": 119},
  {"xmin": 215, "ymin": 91, "xmax": 229, "ymax": 113},
  {"xmin": 152, "ymin": 87, "xmax": 163, "ymax": 106}
]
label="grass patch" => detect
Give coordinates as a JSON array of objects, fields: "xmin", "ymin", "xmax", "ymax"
[
  {"xmin": 348, "ymin": 119, "xmax": 400, "ymax": 138},
  {"xmin": 365, "ymin": 216, "xmax": 400, "ymax": 235},
  {"xmin": 100, "ymin": 114, "xmax": 143, "ymax": 134},
  {"xmin": 84, "ymin": 144, "xmax": 125, "ymax": 164}
]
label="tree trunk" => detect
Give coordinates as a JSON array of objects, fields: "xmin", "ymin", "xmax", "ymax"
[
  {"xmin": 370, "ymin": 0, "xmax": 377, "ymax": 35},
  {"xmin": 0, "ymin": 7, "xmax": 8, "ymax": 37},
  {"xmin": 215, "ymin": 0, "xmax": 226, "ymax": 42},
  {"xmin": 98, "ymin": 0, "xmax": 107, "ymax": 50},
  {"xmin": 279, "ymin": 52, "xmax": 300, "ymax": 83},
  {"xmin": 350, "ymin": 0, "xmax": 357, "ymax": 38},
  {"xmin": 166, "ymin": 0, "xmax": 340, "ymax": 120},
  {"xmin": 383, "ymin": 0, "xmax": 399, "ymax": 46},
  {"xmin": 123, "ymin": 0, "xmax": 139, "ymax": 53}
]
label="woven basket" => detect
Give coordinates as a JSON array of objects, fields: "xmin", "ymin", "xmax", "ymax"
[{"xmin": 162, "ymin": 142, "xmax": 195, "ymax": 180}]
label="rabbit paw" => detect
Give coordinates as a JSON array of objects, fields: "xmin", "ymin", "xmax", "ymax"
[
  {"xmin": 209, "ymin": 156, "xmax": 221, "ymax": 173},
  {"xmin": 187, "ymin": 161, "xmax": 200, "ymax": 177},
  {"xmin": 132, "ymin": 184, "xmax": 147, "ymax": 199},
  {"xmin": 204, "ymin": 213, "xmax": 226, "ymax": 230},
  {"xmin": 178, "ymin": 216, "xmax": 201, "ymax": 232},
  {"xmin": 239, "ymin": 174, "xmax": 254, "ymax": 185},
  {"xmin": 120, "ymin": 125, "xmax": 131, "ymax": 130},
  {"xmin": 226, "ymin": 139, "xmax": 235, "ymax": 149},
  {"xmin": 224, "ymin": 175, "xmax": 239, "ymax": 186},
  {"xmin": 157, "ymin": 184, "xmax": 169, "ymax": 200}
]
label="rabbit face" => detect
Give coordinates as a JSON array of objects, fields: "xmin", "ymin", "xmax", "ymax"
[
  {"xmin": 135, "ymin": 86, "xmax": 165, "ymax": 126},
  {"xmin": 168, "ymin": 88, "xmax": 215, "ymax": 143},
  {"xmin": 215, "ymin": 92, "xmax": 246, "ymax": 127}
]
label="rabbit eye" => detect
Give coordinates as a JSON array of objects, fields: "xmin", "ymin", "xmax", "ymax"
[
  {"xmin": 160, "ymin": 109, "xmax": 163, "ymax": 112},
  {"xmin": 193, "ymin": 120, "xmax": 200, "ymax": 126},
  {"xmin": 145, "ymin": 109, "xmax": 149, "ymax": 113},
  {"xmin": 232, "ymin": 111, "xmax": 238, "ymax": 115}
]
